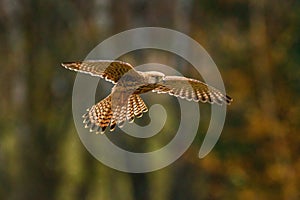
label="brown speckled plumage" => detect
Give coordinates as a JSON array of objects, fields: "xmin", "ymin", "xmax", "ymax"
[{"xmin": 62, "ymin": 60, "xmax": 232, "ymax": 134}]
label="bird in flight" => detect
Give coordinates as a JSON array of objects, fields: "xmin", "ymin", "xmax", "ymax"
[{"xmin": 62, "ymin": 60, "xmax": 232, "ymax": 134}]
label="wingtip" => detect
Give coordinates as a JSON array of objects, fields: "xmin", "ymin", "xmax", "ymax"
[
  {"xmin": 61, "ymin": 62, "xmax": 67, "ymax": 67},
  {"xmin": 61, "ymin": 62, "xmax": 72, "ymax": 68},
  {"xmin": 226, "ymin": 95, "xmax": 233, "ymax": 105},
  {"xmin": 61, "ymin": 61, "xmax": 82, "ymax": 70}
]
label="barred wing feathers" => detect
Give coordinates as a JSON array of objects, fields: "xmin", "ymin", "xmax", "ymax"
[
  {"xmin": 153, "ymin": 76, "xmax": 232, "ymax": 105},
  {"xmin": 61, "ymin": 60, "xmax": 139, "ymax": 84}
]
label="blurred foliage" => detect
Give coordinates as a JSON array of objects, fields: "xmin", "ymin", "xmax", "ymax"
[{"xmin": 0, "ymin": 0, "xmax": 300, "ymax": 199}]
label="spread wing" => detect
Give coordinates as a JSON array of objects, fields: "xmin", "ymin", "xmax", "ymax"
[
  {"xmin": 61, "ymin": 60, "xmax": 139, "ymax": 84},
  {"xmin": 153, "ymin": 76, "xmax": 233, "ymax": 105}
]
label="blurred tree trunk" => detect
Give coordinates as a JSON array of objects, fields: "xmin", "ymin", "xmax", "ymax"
[
  {"xmin": 249, "ymin": 0, "xmax": 275, "ymax": 116},
  {"xmin": 9, "ymin": 1, "xmax": 95, "ymax": 199},
  {"xmin": 110, "ymin": 0, "xmax": 132, "ymax": 33},
  {"xmin": 249, "ymin": 0, "xmax": 297, "ymax": 199}
]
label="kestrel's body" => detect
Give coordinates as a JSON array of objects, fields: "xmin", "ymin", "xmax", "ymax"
[{"xmin": 62, "ymin": 60, "xmax": 232, "ymax": 134}]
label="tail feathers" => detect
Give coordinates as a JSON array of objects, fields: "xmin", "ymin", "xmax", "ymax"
[
  {"xmin": 82, "ymin": 95, "xmax": 112, "ymax": 134},
  {"xmin": 82, "ymin": 94, "xmax": 148, "ymax": 134},
  {"xmin": 132, "ymin": 95, "xmax": 148, "ymax": 118}
]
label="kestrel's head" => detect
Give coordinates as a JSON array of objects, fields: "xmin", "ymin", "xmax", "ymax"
[{"xmin": 144, "ymin": 71, "xmax": 165, "ymax": 84}]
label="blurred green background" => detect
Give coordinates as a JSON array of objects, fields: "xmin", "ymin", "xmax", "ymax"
[{"xmin": 1, "ymin": 0, "xmax": 300, "ymax": 199}]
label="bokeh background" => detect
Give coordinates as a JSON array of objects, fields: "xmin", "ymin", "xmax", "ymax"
[{"xmin": 1, "ymin": 0, "xmax": 300, "ymax": 199}]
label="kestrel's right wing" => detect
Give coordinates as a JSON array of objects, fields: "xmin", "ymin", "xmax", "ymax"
[
  {"xmin": 153, "ymin": 76, "xmax": 233, "ymax": 105},
  {"xmin": 61, "ymin": 60, "xmax": 139, "ymax": 84}
]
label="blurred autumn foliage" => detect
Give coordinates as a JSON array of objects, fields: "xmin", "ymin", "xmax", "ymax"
[{"xmin": 0, "ymin": 0, "xmax": 300, "ymax": 199}]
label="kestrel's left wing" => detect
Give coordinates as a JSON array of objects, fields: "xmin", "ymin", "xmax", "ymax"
[
  {"xmin": 153, "ymin": 76, "xmax": 233, "ymax": 105},
  {"xmin": 61, "ymin": 60, "xmax": 139, "ymax": 84}
]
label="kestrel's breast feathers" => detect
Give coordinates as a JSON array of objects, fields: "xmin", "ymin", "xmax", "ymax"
[
  {"xmin": 153, "ymin": 76, "xmax": 233, "ymax": 105},
  {"xmin": 61, "ymin": 60, "xmax": 139, "ymax": 84}
]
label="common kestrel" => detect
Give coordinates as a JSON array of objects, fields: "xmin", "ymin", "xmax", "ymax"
[{"xmin": 62, "ymin": 60, "xmax": 232, "ymax": 134}]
